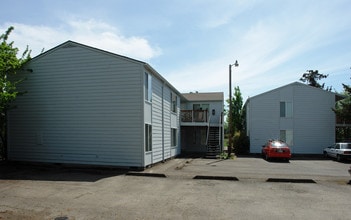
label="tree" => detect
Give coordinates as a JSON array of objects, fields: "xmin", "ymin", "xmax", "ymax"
[
  {"xmin": 300, "ymin": 70, "xmax": 332, "ymax": 91},
  {"xmin": 231, "ymin": 86, "xmax": 243, "ymax": 133},
  {"xmin": 333, "ymin": 74, "xmax": 351, "ymax": 141},
  {"xmin": 226, "ymin": 87, "xmax": 242, "ymax": 137},
  {"xmin": 226, "ymin": 86, "xmax": 249, "ymax": 155},
  {"xmin": 0, "ymin": 26, "xmax": 31, "ymax": 160}
]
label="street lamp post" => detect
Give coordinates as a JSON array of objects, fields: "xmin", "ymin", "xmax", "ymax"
[{"xmin": 228, "ymin": 60, "xmax": 239, "ymax": 158}]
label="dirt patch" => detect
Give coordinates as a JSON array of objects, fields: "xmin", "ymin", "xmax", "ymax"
[{"xmin": 0, "ymin": 209, "xmax": 58, "ymax": 220}]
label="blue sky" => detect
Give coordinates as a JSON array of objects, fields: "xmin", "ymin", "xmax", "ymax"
[{"xmin": 1, "ymin": 0, "xmax": 351, "ymax": 101}]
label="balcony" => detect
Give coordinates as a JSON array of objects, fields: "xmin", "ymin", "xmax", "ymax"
[{"xmin": 181, "ymin": 110, "xmax": 208, "ymax": 123}]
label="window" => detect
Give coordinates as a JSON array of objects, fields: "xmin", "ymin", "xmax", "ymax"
[
  {"xmin": 145, "ymin": 72, "xmax": 152, "ymax": 102},
  {"xmin": 171, "ymin": 128, "xmax": 177, "ymax": 147},
  {"xmin": 280, "ymin": 130, "xmax": 293, "ymax": 146},
  {"xmin": 145, "ymin": 124, "xmax": 152, "ymax": 152},
  {"xmin": 171, "ymin": 92, "xmax": 177, "ymax": 113},
  {"xmin": 280, "ymin": 101, "xmax": 292, "ymax": 117},
  {"xmin": 193, "ymin": 104, "xmax": 209, "ymax": 111}
]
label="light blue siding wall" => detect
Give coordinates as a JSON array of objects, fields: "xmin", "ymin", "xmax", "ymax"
[
  {"xmin": 8, "ymin": 44, "xmax": 144, "ymax": 167},
  {"xmin": 247, "ymin": 83, "xmax": 336, "ymax": 154},
  {"xmin": 170, "ymin": 96, "xmax": 181, "ymax": 157},
  {"xmin": 209, "ymin": 101, "xmax": 223, "ymax": 125},
  {"xmin": 163, "ymin": 87, "xmax": 174, "ymax": 159},
  {"xmin": 151, "ymin": 77, "xmax": 164, "ymax": 163},
  {"xmin": 143, "ymin": 72, "xmax": 181, "ymax": 166},
  {"xmin": 293, "ymin": 85, "xmax": 335, "ymax": 153},
  {"xmin": 248, "ymin": 90, "xmax": 280, "ymax": 153}
]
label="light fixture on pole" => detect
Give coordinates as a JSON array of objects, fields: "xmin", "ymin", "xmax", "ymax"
[{"xmin": 228, "ymin": 60, "xmax": 239, "ymax": 158}]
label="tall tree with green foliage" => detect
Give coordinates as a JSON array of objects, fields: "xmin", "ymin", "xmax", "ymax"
[
  {"xmin": 0, "ymin": 26, "xmax": 31, "ymax": 160},
  {"xmin": 300, "ymin": 70, "xmax": 332, "ymax": 91},
  {"xmin": 226, "ymin": 86, "xmax": 242, "ymax": 136},
  {"xmin": 333, "ymin": 74, "xmax": 351, "ymax": 141},
  {"xmin": 226, "ymin": 86, "xmax": 249, "ymax": 154}
]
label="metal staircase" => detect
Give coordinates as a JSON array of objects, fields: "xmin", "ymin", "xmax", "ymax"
[{"xmin": 206, "ymin": 126, "xmax": 221, "ymax": 158}]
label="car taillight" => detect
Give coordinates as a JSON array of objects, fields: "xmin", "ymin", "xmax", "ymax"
[{"xmin": 344, "ymin": 151, "xmax": 351, "ymax": 154}]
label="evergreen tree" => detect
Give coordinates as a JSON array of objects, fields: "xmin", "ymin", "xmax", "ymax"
[{"xmin": 300, "ymin": 70, "xmax": 332, "ymax": 91}]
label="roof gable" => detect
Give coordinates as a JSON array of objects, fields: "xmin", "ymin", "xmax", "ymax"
[
  {"xmin": 26, "ymin": 40, "xmax": 184, "ymax": 98},
  {"xmin": 248, "ymin": 81, "xmax": 342, "ymax": 101},
  {"xmin": 29, "ymin": 40, "xmax": 145, "ymax": 65}
]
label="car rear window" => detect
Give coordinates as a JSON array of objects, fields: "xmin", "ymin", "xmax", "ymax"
[
  {"xmin": 341, "ymin": 143, "xmax": 351, "ymax": 149},
  {"xmin": 271, "ymin": 141, "xmax": 288, "ymax": 148}
]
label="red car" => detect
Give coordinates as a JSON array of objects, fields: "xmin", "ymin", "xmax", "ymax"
[{"xmin": 262, "ymin": 140, "xmax": 291, "ymax": 161}]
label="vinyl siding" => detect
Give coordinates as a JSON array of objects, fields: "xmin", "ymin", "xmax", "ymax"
[
  {"xmin": 151, "ymin": 77, "xmax": 164, "ymax": 163},
  {"xmin": 247, "ymin": 82, "xmax": 336, "ymax": 154},
  {"xmin": 293, "ymin": 84, "xmax": 335, "ymax": 153},
  {"xmin": 8, "ymin": 44, "xmax": 144, "ymax": 167},
  {"xmin": 163, "ymin": 87, "xmax": 172, "ymax": 159},
  {"xmin": 147, "ymin": 81, "xmax": 181, "ymax": 164},
  {"xmin": 248, "ymin": 90, "xmax": 280, "ymax": 153}
]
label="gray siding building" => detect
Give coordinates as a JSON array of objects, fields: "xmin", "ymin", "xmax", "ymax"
[
  {"xmin": 245, "ymin": 82, "xmax": 340, "ymax": 154},
  {"xmin": 180, "ymin": 92, "xmax": 224, "ymax": 157},
  {"xmin": 8, "ymin": 41, "xmax": 181, "ymax": 168}
]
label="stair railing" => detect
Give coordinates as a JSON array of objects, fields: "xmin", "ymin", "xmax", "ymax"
[
  {"xmin": 218, "ymin": 114, "xmax": 222, "ymax": 151},
  {"xmin": 206, "ymin": 114, "xmax": 211, "ymax": 146}
]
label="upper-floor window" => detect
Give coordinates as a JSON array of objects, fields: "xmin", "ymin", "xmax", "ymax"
[
  {"xmin": 280, "ymin": 101, "xmax": 292, "ymax": 117},
  {"xmin": 171, "ymin": 92, "xmax": 177, "ymax": 113},
  {"xmin": 145, "ymin": 72, "xmax": 152, "ymax": 102}
]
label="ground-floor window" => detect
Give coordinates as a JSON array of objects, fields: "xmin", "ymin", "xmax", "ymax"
[
  {"xmin": 145, "ymin": 124, "xmax": 152, "ymax": 152},
  {"xmin": 280, "ymin": 130, "xmax": 293, "ymax": 146},
  {"xmin": 171, "ymin": 128, "xmax": 177, "ymax": 147}
]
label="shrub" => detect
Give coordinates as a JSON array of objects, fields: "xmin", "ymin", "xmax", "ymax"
[{"xmin": 233, "ymin": 131, "xmax": 250, "ymax": 155}]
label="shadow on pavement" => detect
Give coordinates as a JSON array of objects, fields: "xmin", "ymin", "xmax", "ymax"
[{"xmin": 0, "ymin": 161, "xmax": 128, "ymax": 182}]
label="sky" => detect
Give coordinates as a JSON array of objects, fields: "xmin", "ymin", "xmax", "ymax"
[{"xmin": 1, "ymin": 0, "xmax": 351, "ymax": 102}]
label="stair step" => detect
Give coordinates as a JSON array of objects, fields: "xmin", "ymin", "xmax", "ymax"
[{"xmin": 206, "ymin": 126, "xmax": 222, "ymax": 158}]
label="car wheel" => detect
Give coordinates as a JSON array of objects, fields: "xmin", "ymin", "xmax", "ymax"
[
  {"xmin": 265, "ymin": 154, "xmax": 270, "ymax": 161},
  {"xmin": 323, "ymin": 151, "xmax": 328, "ymax": 158},
  {"xmin": 336, "ymin": 154, "xmax": 342, "ymax": 162}
]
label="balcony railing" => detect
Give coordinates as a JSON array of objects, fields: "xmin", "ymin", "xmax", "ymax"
[{"xmin": 181, "ymin": 110, "xmax": 208, "ymax": 123}]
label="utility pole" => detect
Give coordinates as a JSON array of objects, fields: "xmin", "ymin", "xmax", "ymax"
[{"xmin": 228, "ymin": 60, "xmax": 239, "ymax": 158}]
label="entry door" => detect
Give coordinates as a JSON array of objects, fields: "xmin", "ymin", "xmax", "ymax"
[{"xmin": 193, "ymin": 104, "xmax": 209, "ymax": 122}]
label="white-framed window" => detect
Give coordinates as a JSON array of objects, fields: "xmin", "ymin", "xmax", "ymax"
[
  {"xmin": 280, "ymin": 130, "xmax": 293, "ymax": 146},
  {"xmin": 280, "ymin": 101, "xmax": 293, "ymax": 118},
  {"xmin": 171, "ymin": 92, "xmax": 177, "ymax": 113},
  {"xmin": 171, "ymin": 128, "xmax": 177, "ymax": 147},
  {"xmin": 145, "ymin": 72, "xmax": 152, "ymax": 102},
  {"xmin": 145, "ymin": 124, "xmax": 152, "ymax": 152}
]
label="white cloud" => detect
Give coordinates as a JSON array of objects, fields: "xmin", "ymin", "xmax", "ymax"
[
  {"xmin": 0, "ymin": 19, "xmax": 161, "ymax": 61},
  {"xmin": 166, "ymin": 1, "xmax": 351, "ymax": 100}
]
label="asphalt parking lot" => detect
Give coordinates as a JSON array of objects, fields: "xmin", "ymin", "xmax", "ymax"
[{"xmin": 0, "ymin": 157, "xmax": 350, "ymax": 220}]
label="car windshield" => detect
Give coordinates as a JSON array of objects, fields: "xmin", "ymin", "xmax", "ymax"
[
  {"xmin": 340, "ymin": 143, "xmax": 351, "ymax": 149},
  {"xmin": 271, "ymin": 141, "xmax": 288, "ymax": 148}
]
